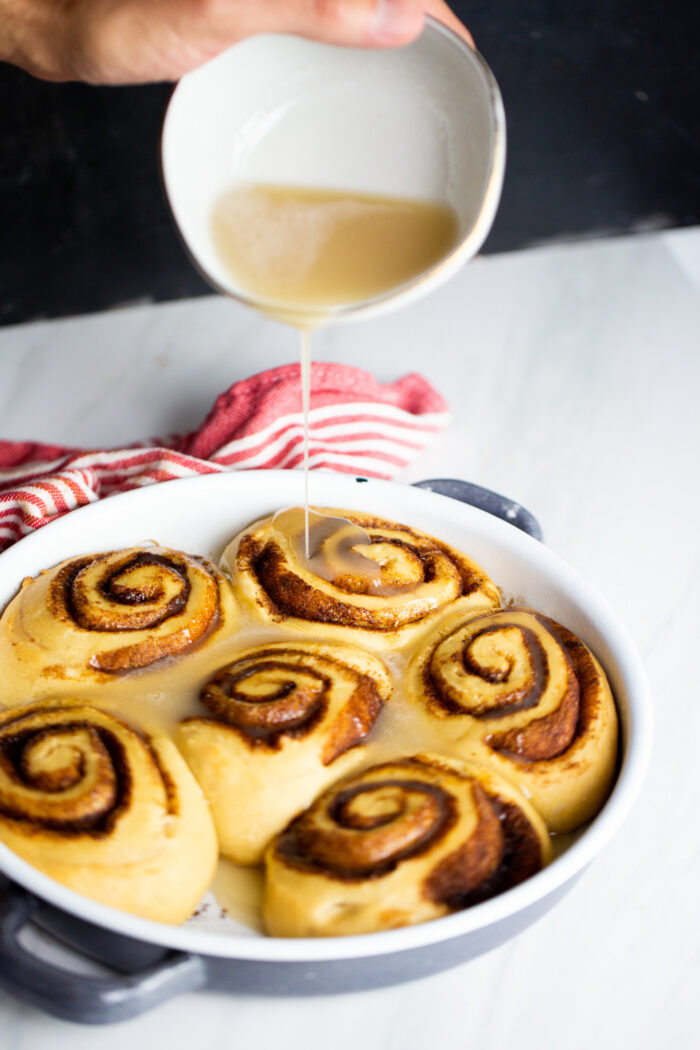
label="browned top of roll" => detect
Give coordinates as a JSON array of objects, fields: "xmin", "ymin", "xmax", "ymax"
[
  {"xmin": 236, "ymin": 509, "xmax": 500, "ymax": 632},
  {"xmin": 272, "ymin": 754, "xmax": 546, "ymax": 905},
  {"xmin": 43, "ymin": 546, "xmax": 232, "ymax": 673},
  {"xmin": 0, "ymin": 701, "xmax": 176, "ymax": 837},
  {"xmin": 420, "ymin": 608, "xmax": 607, "ymax": 761},
  {"xmin": 195, "ymin": 644, "xmax": 387, "ymax": 763}
]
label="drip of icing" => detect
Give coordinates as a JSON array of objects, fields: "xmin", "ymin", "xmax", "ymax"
[
  {"xmin": 293, "ymin": 328, "xmax": 381, "ymax": 581},
  {"xmin": 211, "ymin": 184, "xmax": 459, "ymax": 562},
  {"xmin": 272, "ymin": 505, "xmax": 383, "ymax": 588},
  {"xmin": 300, "ymin": 328, "xmax": 311, "ymax": 559}
]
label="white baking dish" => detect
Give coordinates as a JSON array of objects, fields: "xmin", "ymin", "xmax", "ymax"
[{"xmin": 0, "ymin": 472, "xmax": 651, "ymax": 1022}]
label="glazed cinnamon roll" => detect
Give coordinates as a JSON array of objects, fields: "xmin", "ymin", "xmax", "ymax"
[
  {"xmin": 407, "ymin": 608, "xmax": 619, "ymax": 832},
  {"xmin": 0, "ymin": 546, "xmax": 238, "ymax": 705},
  {"xmin": 264, "ymin": 753, "xmax": 551, "ymax": 937},
  {"xmin": 0, "ymin": 700, "xmax": 217, "ymax": 923},
  {"xmin": 225, "ymin": 508, "xmax": 500, "ymax": 651},
  {"xmin": 178, "ymin": 642, "xmax": 391, "ymax": 864}
]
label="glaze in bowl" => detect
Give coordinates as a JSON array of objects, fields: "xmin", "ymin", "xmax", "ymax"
[{"xmin": 161, "ymin": 18, "xmax": 505, "ymax": 323}]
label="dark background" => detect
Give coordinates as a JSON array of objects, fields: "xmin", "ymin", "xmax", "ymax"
[{"xmin": 0, "ymin": 1, "xmax": 698, "ymax": 327}]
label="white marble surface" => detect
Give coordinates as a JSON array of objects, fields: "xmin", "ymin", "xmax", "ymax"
[{"xmin": 0, "ymin": 227, "xmax": 699, "ymax": 1047}]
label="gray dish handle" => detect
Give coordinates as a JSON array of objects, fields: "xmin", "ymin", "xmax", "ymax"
[
  {"xmin": 0, "ymin": 476, "xmax": 542, "ymax": 1024},
  {"xmin": 411, "ymin": 478, "xmax": 543, "ymax": 541},
  {"xmin": 0, "ymin": 882, "xmax": 206, "ymax": 1024}
]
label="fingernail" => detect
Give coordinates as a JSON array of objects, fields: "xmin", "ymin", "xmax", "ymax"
[{"xmin": 373, "ymin": 0, "xmax": 424, "ymax": 42}]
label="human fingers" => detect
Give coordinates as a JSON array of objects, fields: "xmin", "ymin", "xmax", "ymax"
[
  {"xmin": 291, "ymin": 0, "xmax": 429, "ymax": 48},
  {"xmin": 6, "ymin": 0, "xmax": 431, "ymax": 84},
  {"xmin": 182, "ymin": 0, "xmax": 430, "ymax": 54}
]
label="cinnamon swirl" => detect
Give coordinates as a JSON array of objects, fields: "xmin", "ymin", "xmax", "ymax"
[
  {"xmin": 0, "ymin": 546, "xmax": 238, "ymax": 705},
  {"xmin": 263, "ymin": 753, "xmax": 551, "ymax": 937},
  {"xmin": 225, "ymin": 509, "xmax": 500, "ymax": 651},
  {"xmin": 0, "ymin": 700, "xmax": 217, "ymax": 923},
  {"xmin": 407, "ymin": 608, "xmax": 619, "ymax": 832},
  {"xmin": 178, "ymin": 642, "xmax": 391, "ymax": 864}
]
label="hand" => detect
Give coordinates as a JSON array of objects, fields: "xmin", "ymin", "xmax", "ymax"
[{"xmin": 1, "ymin": 0, "xmax": 472, "ymax": 85}]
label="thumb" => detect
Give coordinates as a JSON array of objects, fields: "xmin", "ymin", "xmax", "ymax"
[{"xmin": 259, "ymin": 0, "xmax": 429, "ymax": 48}]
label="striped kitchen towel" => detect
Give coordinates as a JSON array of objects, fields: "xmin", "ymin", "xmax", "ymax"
[{"xmin": 0, "ymin": 362, "xmax": 449, "ymax": 551}]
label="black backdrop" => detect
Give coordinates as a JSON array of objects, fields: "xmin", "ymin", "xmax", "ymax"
[{"xmin": 0, "ymin": 1, "xmax": 697, "ymax": 326}]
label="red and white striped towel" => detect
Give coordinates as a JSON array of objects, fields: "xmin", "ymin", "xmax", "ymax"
[{"xmin": 0, "ymin": 362, "xmax": 449, "ymax": 552}]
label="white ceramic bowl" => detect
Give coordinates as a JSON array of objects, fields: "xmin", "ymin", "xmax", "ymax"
[
  {"xmin": 161, "ymin": 19, "xmax": 505, "ymax": 321},
  {"xmin": 0, "ymin": 472, "xmax": 651, "ymax": 1020}
]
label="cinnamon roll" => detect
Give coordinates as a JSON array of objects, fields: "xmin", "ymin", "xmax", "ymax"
[
  {"xmin": 225, "ymin": 508, "xmax": 500, "ymax": 651},
  {"xmin": 178, "ymin": 642, "xmax": 391, "ymax": 864},
  {"xmin": 0, "ymin": 700, "xmax": 217, "ymax": 923},
  {"xmin": 0, "ymin": 546, "xmax": 238, "ymax": 705},
  {"xmin": 407, "ymin": 608, "xmax": 619, "ymax": 832},
  {"xmin": 263, "ymin": 753, "xmax": 551, "ymax": 937}
]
